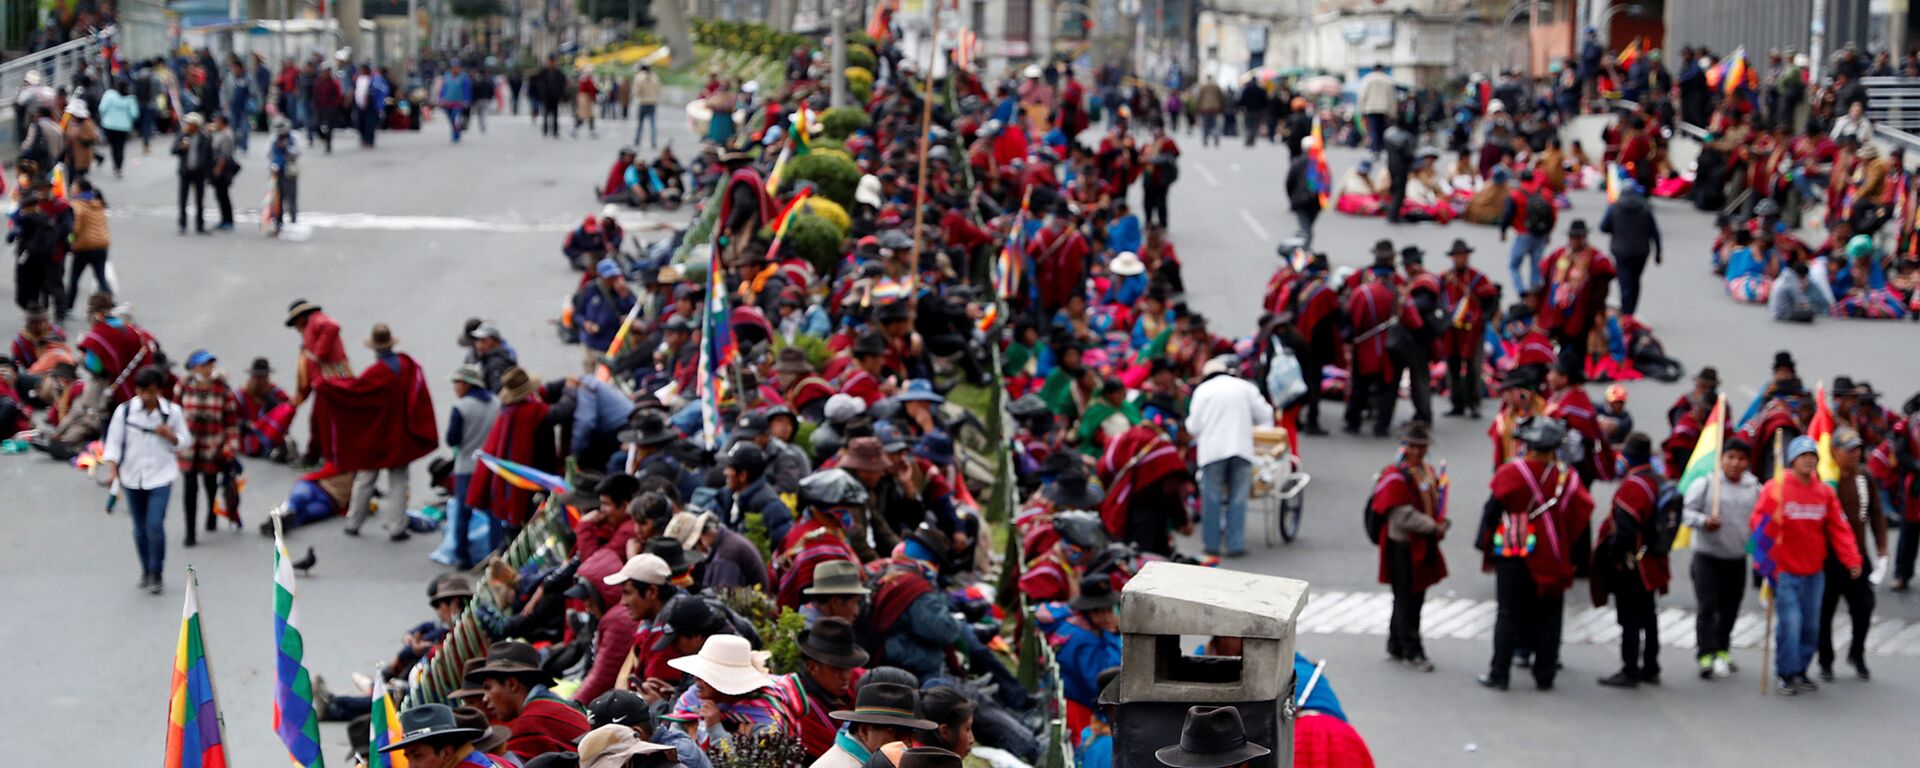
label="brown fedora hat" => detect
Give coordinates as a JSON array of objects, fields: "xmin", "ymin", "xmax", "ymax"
[
  {"xmin": 838, "ymin": 437, "xmax": 889, "ymax": 472},
  {"xmin": 464, "ymin": 641, "xmax": 554, "ymax": 687},
  {"xmin": 830, "ymin": 681, "xmax": 936, "ymax": 731},
  {"xmin": 364, "ymin": 323, "xmax": 399, "ymax": 351},
  {"xmin": 796, "ymin": 617, "xmax": 870, "ymax": 668}
]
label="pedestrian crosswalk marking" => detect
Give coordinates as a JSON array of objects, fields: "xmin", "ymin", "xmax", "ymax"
[{"xmin": 1296, "ymin": 589, "xmax": 1920, "ymax": 657}]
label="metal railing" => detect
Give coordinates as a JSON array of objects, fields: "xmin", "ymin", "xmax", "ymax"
[
  {"xmin": 1862, "ymin": 76, "xmax": 1920, "ymax": 134},
  {"xmin": 0, "ymin": 25, "xmax": 116, "ymax": 146}
]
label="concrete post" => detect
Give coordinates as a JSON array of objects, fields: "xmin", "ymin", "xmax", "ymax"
[
  {"xmin": 336, "ymin": 0, "xmax": 364, "ymax": 57},
  {"xmin": 830, "ymin": 5, "xmax": 847, "ymax": 107},
  {"xmin": 1109, "ymin": 563, "xmax": 1308, "ymax": 768}
]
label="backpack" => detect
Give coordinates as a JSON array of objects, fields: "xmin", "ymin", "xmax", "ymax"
[
  {"xmin": 1523, "ymin": 190, "xmax": 1554, "ymax": 236},
  {"xmin": 1362, "ymin": 468, "xmax": 1410, "ymax": 544},
  {"xmin": 1643, "ymin": 477, "xmax": 1685, "ymax": 557}
]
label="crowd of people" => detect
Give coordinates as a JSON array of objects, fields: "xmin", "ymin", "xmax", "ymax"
[{"xmin": 7, "ymin": 17, "xmax": 1920, "ymax": 768}]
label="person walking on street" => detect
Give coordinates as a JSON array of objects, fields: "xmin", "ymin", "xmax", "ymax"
[
  {"xmin": 572, "ymin": 68, "xmax": 599, "ymax": 139},
  {"xmin": 11, "ymin": 179, "xmax": 72, "ymax": 318},
  {"xmin": 172, "ymin": 113, "xmax": 211, "ymax": 235},
  {"xmin": 103, "ymin": 366, "xmax": 190, "ymax": 594},
  {"xmin": 1192, "ymin": 75, "xmax": 1225, "ymax": 146},
  {"xmin": 1186, "ymin": 354, "xmax": 1274, "ymax": 557},
  {"xmin": 1599, "ymin": 183, "xmax": 1663, "ymax": 315},
  {"xmin": 1682, "ymin": 437, "xmax": 1758, "ymax": 679},
  {"xmin": 1818, "ymin": 427, "xmax": 1887, "ymax": 681},
  {"xmin": 97, "ymin": 77, "xmax": 138, "ymax": 177},
  {"xmin": 1284, "ymin": 136, "xmax": 1324, "ymax": 248},
  {"xmin": 1141, "ymin": 120, "xmax": 1179, "ymax": 229},
  {"xmin": 65, "ymin": 180, "xmax": 111, "ymax": 311},
  {"xmin": 1592, "ymin": 433, "xmax": 1671, "ymax": 688},
  {"xmin": 1496, "ymin": 169, "xmax": 1555, "ymax": 292},
  {"xmin": 61, "ymin": 100, "xmax": 99, "ymax": 190},
  {"xmin": 1382, "ymin": 118, "xmax": 1414, "ymax": 224},
  {"xmin": 470, "ymin": 65, "xmax": 494, "ymax": 134},
  {"xmin": 207, "ymin": 114, "xmax": 239, "ymax": 231},
  {"xmin": 286, "ymin": 299, "xmax": 352, "ymax": 468},
  {"xmin": 1369, "ymin": 422, "xmax": 1448, "ymax": 671},
  {"xmin": 1357, "ymin": 67, "xmax": 1396, "ymax": 155},
  {"xmin": 533, "ymin": 56, "xmax": 566, "ymax": 138},
  {"xmin": 438, "ymin": 60, "xmax": 473, "ymax": 143},
  {"xmin": 633, "ymin": 64, "xmax": 661, "ymax": 148},
  {"xmin": 309, "ymin": 61, "xmax": 342, "ymax": 153},
  {"xmin": 268, "ymin": 118, "xmax": 301, "ymax": 234},
  {"xmin": 1751, "ymin": 435, "xmax": 1863, "ymax": 695},
  {"xmin": 174, "ymin": 349, "xmax": 242, "ymax": 543}
]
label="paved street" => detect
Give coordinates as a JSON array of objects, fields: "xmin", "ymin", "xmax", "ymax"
[{"xmin": 2, "ymin": 110, "xmax": 1917, "ymax": 766}]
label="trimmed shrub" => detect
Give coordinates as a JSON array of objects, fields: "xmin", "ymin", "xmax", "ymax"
[
  {"xmin": 820, "ymin": 105, "xmax": 872, "ymax": 139},
  {"xmin": 779, "ymin": 151, "xmax": 860, "ymax": 207},
  {"xmin": 783, "ymin": 213, "xmax": 847, "ymax": 273},
  {"xmin": 799, "ymin": 197, "xmax": 852, "ymax": 236},
  {"xmin": 844, "ymin": 44, "xmax": 877, "ymax": 73}
]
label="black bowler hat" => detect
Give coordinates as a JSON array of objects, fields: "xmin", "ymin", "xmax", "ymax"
[
  {"xmin": 1153, "ymin": 706, "xmax": 1271, "ymax": 768},
  {"xmin": 796, "ymin": 617, "xmax": 871, "ymax": 668},
  {"xmin": 1047, "ymin": 467, "xmax": 1105, "ymax": 509},
  {"xmin": 645, "ymin": 536, "xmax": 694, "ymax": 574},
  {"xmin": 1566, "ymin": 219, "xmax": 1591, "ymax": 237},
  {"xmin": 1447, "ymin": 238, "xmax": 1474, "ymax": 256},
  {"xmin": 381, "ymin": 703, "xmax": 484, "ymax": 752},
  {"xmin": 830, "ymin": 681, "xmax": 936, "ymax": 730},
  {"xmin": 1069, "ymin": 574, "xmax": 1120, "ymax": 612}
]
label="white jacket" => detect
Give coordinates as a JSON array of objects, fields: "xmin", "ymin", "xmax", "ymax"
[{"xmin": 1186, "ymin": 374, "xmax": 1274, "ymax": 469}]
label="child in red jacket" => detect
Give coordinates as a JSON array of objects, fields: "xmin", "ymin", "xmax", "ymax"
[{"xmin": 1751, "ymin": 436, "xmax": 1862, "ymax": 695}]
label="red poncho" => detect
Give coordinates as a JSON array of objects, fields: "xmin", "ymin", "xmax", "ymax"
[
  {"xmin": 1030, "ymin": 224, "xmax": 1090, "ymax": 312},
  {"xmin": 312, "ymin": 354, "xmax": 437, "ymax": 472},
  {"xmin": 1095, "ymin": 426, "xmax": 1191, "ymax": 539},
  {"xmin": 79, "ymin": 319, "xmax": 156, "ymax": 403},
  {"xmin": 467, "ymin": 397, "xmax": 551, "ymax": 525},
  {"xmin": 1483, "ymin": 457, "xmax": 1593, "ymax": 594},
  {"xmin": 1369, "ymin": 462, "xmax": 1448, "ymax": 593},
  {"xmin": 1440, "ymin": 267, "xmax": 1499, "ymax": 359},
  {"xmin": 1344, "ymin": 281, "xmax": 1396, "ymax": 376}
]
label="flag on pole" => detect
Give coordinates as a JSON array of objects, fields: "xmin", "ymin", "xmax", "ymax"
[
  {"xmin": 273, "ymin": 523, "xmax": 326, "ymax": 768},
  {"xmin": 1809, "ymin": 383, "xmax": 1840, "ymax": 486},
  {"xmin": 1605, "ymin": 162, "xmax": 1627, "ymax": 204},
  {"xmin": 698, "ymin": 236, "xmax": 735, "ymax": 450},
  {"xmin": 1750, "ymin": 435, "xmax": 1785, "ymax": 603},
  {"xmin": 475, "ymin": 452, "xmax": 570, "ymax": 495},
  {"xmin": 1307, "ymin": 116, "xmax": 1331, "ymax": 208},
  {"xmin": 1671, "ymin": 394, "xmax": 1727, "ymax": 550},
  {"xmin": 365, "ymin": 673, "xmax": 410, "ymax": 768},
  {"xmin": 165, "ymin": 568, "xmax": 229, "ymax": 768},
  {"xmin": 765, "ymin": 144, "xmax": 792, "ymax": 195},
  {"xmin": 789, "ymin": 109, "xmax": 813, "ymax": 156},
  {"xmin": 1615, "ymin": 37, "xmax": 1641, "ymax": 70}
]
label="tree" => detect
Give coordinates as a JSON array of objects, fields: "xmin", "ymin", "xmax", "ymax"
[{"xmin": 652, "ymin": 0, "xmax": 694, "ymax": 71}]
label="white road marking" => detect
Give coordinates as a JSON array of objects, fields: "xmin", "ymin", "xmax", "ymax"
[
  {"xmin": 1294, "ymin": 588, "xmax": 1920, "ymax": 657},
  {"xmin": 117, "ymin": 205, "xmax": 676, "ymax": 235},
  {"xmin": 1194, "ymin": 162, "xmax": 1221, "ymax": 187},
  {"xmin": 1238, "ymin": 207, "xmax": 1273, "ymax": 241}
]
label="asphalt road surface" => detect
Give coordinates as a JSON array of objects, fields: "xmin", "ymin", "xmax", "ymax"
[{"xmin": 2, "ymin": 109, "xmax": 1916, "ymax": 766}]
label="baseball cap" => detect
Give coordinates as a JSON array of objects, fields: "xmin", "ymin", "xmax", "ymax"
[
  {"xmin": 603, "ymin": 553, "xmax": 671, "ymax": 587},
  {"xmin": 587, "ymin": 690, "xmax": 651, "ymax": 728}
]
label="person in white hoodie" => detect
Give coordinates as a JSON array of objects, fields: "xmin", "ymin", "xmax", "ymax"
[
  {"xmin": 1681, "ymin": 436, "xmax": 1760, "ymax": 679},
  {"xmin": 1186, "ymin": 355, "xmax": 1275, "ymax": 557}
]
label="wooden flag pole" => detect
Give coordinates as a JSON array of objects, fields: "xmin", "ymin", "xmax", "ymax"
[{"xmin": 906, "ymin": 2, "xmax": 941, "ymax": 283}]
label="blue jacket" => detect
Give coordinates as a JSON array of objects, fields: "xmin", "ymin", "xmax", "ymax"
[
  {"xmin": 98, "ymin": 89, "xmax": 139, "ymax": 132},
  {"xmin": 571, "ymin": 376, "xmax": 636, "ymax": 453},
  {"xmin": 1106, "ymin": 214, "xmax": 1142, "ymax": 255},
  {"xmin": 884, "ymin": 590, "xmax": 966, "ymax": 682},
  {"xmin": 574, "ymin": 282, "xmax": 637, "ymax": 352},
  {"xmin": 439, "ymin": 72, "xmax": 473, "ymax": 106},
  {"xmin": 1055, "ymin": 619, "xmax": 1122, "ymax": 708}
]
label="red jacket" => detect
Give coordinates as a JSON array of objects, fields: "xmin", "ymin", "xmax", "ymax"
[
  {"xmin": 467, "ymin": 398, "xmax": 551, "ymax": 525},
  {"xmin": 501, "ymin": 692, "xmax": 591, "ymax": 760},
  {"xmin": 1751, "ymin": 472, "xmax": 1861, "ymax": 577},
  {"xmin": 1537, "ymin": 245, "xmax": 1615, "ymax": 338}
]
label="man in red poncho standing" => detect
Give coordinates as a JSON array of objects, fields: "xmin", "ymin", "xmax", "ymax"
[
  {"xmin": 1536, "ymin": 219, "xmax": 1615, "ymax": 372},
  {"xmin": 1344, "ymin": 253, "xmax": 1399, "ymax": 437},
  {"xmin": 286, "ymin": 298, "xmax": 353, "ymax": 468},
  {"xmin": 1369, "ymin": 422, "xmax": 1448, "ymax": 672},
  {"xmin": 1476, "ymin": 415, "xmax": 1594, "ymax": 692},
  {"xmin": 314, "ymin": 323, "xmax": 437, "ymax": 540},
  {"xmin": 1095, "ymin": 424, "xmax": 1192, "ymax": 556}
]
